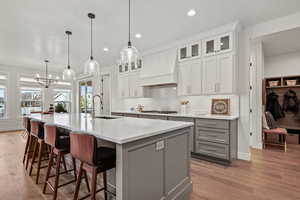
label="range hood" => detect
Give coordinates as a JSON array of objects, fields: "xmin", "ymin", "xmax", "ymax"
[{"xmin": 140, "ymin": 48, "xmax": 177, "ymax": 86}]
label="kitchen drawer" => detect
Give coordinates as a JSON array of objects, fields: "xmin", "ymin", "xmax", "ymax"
[
  {"xmin": 139, "ymin": 115, "xmax": 168, "ymax": 120},
  {"xmin": 195, "ymin": 119, "xmax": 229, "ymax": 129},
  {"xmin": 196, "ymin": 127, "xmax": 229, "ymax": 144},
  {"xmin": 195, "ymin": 141, "xmax": 229, "ymax": 160}
]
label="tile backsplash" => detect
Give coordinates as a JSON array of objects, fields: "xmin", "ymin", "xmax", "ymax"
[{"xmin": 115, "ymin": 86, "xmax": 239, "ymax": 116}]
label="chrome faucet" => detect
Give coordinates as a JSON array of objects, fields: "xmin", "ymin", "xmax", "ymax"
[{"xmin": 92, "ymin": 94, "xmax": 103, "ymax": 118}]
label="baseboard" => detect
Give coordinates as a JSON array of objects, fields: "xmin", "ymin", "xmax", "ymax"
[
  {"xmin": 0, "ymin": 129, "xmax": 24, "ymax": 133},
  {"xmin": 238, "ymin": 152, "xmax": 251, "ymax": 161},
  {"xmin": 251, "ymin": 142, "xmax": 263, "ymax": 150}
]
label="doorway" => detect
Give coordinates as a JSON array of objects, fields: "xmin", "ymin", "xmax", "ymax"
[{"xmin": 250, "ymin": 27, "xmax": 300, "ymax": 150}]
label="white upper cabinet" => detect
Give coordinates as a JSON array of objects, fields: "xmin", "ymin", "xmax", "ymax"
[
  {"xmin": 118, "ymin": 59, "xmax": 142, "ymax": 74},
  {"xmin": 178, "ymin": 42, "xmax": 201, "ymax": 62},
  {"xmin": 202, "ymin": 52, "xmax": 235, "ymax": 94},
  {"xmin": 118, "ymin": 74, "xmax": 129, "ymax": 98},
  {"xmin": 202, "ymin": 56, "xmax": 218, "ymax": 94},
  {"xmin": 203, "ymin": 32, "xmax": 233, "ymax": 57},
  {"xmin": 178, "ymin": 59, "xmax": 202, "ymax": 96},
  {"xmin": 217, "ymin": 53, "xmax": 234, "ymax": 94}
]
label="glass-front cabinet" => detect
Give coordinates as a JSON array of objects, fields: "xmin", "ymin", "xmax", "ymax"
[
  {"xmin": 178, "ymin": 42, "xmax": 201, "ymax": 62},
  {"xmin": 118, "ymin": 59, "xmax": 142, "ymax": 73},
  {"xmin": 203, "ymin": 32, "xmax": 233, "ymax": 56}
]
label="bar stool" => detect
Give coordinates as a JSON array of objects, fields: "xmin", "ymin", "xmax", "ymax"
[
  {"xmin": 43, "ymin": 124, "xmax": 90, "ymax": 200},
  {"xmin": 22, "ymin": 117, "xmax": 31, "ymax": 164},
  {"xmin": 28, "ymin": 119, "xmax": 50, "ymax": 184},
  {"xmin": 70, "ymin": 132, "xmax": 116, "ymax": 200}
]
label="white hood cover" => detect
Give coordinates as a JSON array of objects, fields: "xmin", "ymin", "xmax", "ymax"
[{"xmin": 140, "ymin": 48, "xmax": 177, "ymax": 86}]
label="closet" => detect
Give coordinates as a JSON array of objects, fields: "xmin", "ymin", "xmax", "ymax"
[{"xmin": 264, "ymin": 75, "xmax": 300, "ymax": 144}]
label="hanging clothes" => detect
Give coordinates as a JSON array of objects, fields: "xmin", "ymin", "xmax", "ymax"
[
  {"xmin": 266, "ymin": 91, "xmax": 284, "ymax": 120},
  {"xmin": 282, "ymin": 89, "xmax": 299, "ymax": 113}
]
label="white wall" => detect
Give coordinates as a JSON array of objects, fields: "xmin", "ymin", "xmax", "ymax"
[
  {"xmin": 0, "ymin": 64, "xmax": 73, "ymax": 131},
  {"xmin": 264, "ymin": 51, "xmax": 300, "ymax": 77}
]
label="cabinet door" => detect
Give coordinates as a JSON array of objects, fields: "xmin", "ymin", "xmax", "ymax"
[
  {"xmin": 203, "ymin": 37, "xmax": 216, "ymax": 57},
  {"xmin": 190, "ymin": 60, "xmax": 202, "ymax": 94},
  {"xmin": 202, "ymin": 57, "xmax": 218, "ymax": 94},
  {"xmin": 190, "ymin": 43, "xmax": 201, "ymax": 59},
  {"xmin": 178, "ymin": 60, "xmax": 202, "ymax": 96},
  {"xmin": 217, "ymin": 32, "xmax": 233, "ymax": 54},
  {"xmin": 217, "ymin": 53, "xmax": 234, "ymax": 94},
  {"xmin": 178, "ymin": 64, "xmax": 191, "ymax": 96},
  {"xmin": 178, "ymin": 45, "xmax": 189, "ymax": 61},
  {"xmin": 118, "ymin": 75, "xmax": 129, "ymax": 98}
]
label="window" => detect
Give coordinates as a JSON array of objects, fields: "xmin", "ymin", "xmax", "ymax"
[
  {"xmin": 20, "ymin": 88, "xmax": 43, "ymax": 115},
  {"xmin": 53, "ymin": 89, "xmax": 72, "ymax": 113},
  {"xmin": 0, "ymin": 86, "xmax": 6, "ymax": 118},
  {"xmin": 79, "ymin": 80, "xmax": 93, "ymax": 114}
]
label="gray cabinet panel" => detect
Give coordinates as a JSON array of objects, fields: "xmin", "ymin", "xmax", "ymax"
[
  {"xmin": 167, "ymin": 116, "xmax": 195, "ymax": 152},
  {"xmin": 128, "ymin": 143, "xmax": 164, "ymax": 200},
  {"xmin": 196, "ymin": 127, "xmax": 229, "ymax": 144},
  {"xmin": 195, "ymin": 141, "xmax": 229, "ymax": 160},
  {"xmin": 165, "ymin": 134, "xmax": 189, "ymax": 195},
  {"xmin": 195, "ymin": 119, "xmax": 229, "ymax": 129}
]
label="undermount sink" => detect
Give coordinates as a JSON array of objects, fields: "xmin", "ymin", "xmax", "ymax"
[{"xmin": 95, "ymin": 116, "xmax": 118, "ymax": 120}]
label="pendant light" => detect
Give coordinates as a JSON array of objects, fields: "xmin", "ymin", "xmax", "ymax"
[
  {"xmin": 84, "ymin": 13, "xmax": 100, "ymax": 75},
  {"xmin": 62, "ymin": 31, "xmax": 76, "ymax": 81},
  {"xmin": 120, "ymin": 0, "xmax": 139, "ymax": 68},
  {"xmin": 35, "ymin": 60, "xmax": 58, "ymax": 88}
]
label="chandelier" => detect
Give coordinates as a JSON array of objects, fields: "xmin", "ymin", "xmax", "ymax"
[{"xmin": 35, "ymin": 60, "xmax": 59, "ymax": 88}]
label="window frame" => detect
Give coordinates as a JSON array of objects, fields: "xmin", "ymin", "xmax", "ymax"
[
  {"xmin": 53, "ymin": 89, "xmax": 72, "ymax": 113},
  {"xmin": 20, "ymin": 87, "xmax": 43, "ymax": 115}
]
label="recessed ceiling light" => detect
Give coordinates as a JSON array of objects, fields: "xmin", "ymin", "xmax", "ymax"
[
  {"xmin": 187, "ymin": 9, "xmax": 196, "ymax": 17},
  {"xmin": 135, "ymin": 33, "xmax": 142, "ymax": 38},
  {"xmin": 103, "ymin": 47, "xmax": 109, "ymax": 52}
]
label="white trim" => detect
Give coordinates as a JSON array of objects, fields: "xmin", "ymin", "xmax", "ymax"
[{"xmin": 238, "ymin": 151, "xmax": 251, "ymax": 161}]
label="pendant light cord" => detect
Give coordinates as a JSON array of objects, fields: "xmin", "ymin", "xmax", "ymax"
[
  {"xmin": 128, "ymin": 0, "xmax": 131, "ymax": 46},
  {"xmin": 67, "ymin": 33, "xmax": 70, "ymax": 69},
  {"xmin": 45, "ymin": 61, "xmax": 48, "ymax": 78},
  {"xmin": 91, "ymin": 17, "xmax": 93, "ymax": 59}
]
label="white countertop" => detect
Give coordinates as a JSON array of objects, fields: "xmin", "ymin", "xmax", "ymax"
[
  {"xmin": 28, "ymin": 113, "xmax": 193, "ymax": 144},
  {"xmin": 112, "ymin": 111, "xmax": 239, "ymax": 120}
]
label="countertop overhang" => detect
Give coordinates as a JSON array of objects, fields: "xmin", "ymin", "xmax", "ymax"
[
  {"xmin": 112, "ymin": 111, "xmax": 239, "ymax": 120},
  {"xmin": 27, "ymin": 113, "xmax": 193, "ymax": 144}
]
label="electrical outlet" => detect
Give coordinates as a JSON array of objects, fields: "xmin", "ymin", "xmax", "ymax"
[{"xmin": 156, "ymin": 140, "xmax": 165, "ymax": 151}]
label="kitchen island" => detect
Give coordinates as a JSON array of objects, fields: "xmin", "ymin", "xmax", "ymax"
[{"xmin": 28, "ymin": 113, "xmax": 194, "ymax": 200}]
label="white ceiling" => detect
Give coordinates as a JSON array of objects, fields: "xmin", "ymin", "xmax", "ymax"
[
  {"xmin": 1, "ymin": 0, "xmax": 300, "ymax": 73},
  {"xmin": 262, "ymin": 27, "xmax": 300, "ymax": 57}
]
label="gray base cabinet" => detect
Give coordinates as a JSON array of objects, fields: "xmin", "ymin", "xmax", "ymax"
[
  {"xmin": 112, "ymin": 112, "xmax": 238, "ymax": 165},
  {"xmin": 193, "ymin": 119, "xmax": 237, "ymax": 164}
]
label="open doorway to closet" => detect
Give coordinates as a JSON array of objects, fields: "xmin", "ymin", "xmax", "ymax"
[{"xmin": 251, "ymin": 27, "xmax": 300, "ymax": 152}]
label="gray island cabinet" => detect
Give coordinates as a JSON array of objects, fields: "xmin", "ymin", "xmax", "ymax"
[
  {"xmin": 112, "ymin": 111, "xmax": 238, "ymax": 165},
  {"xmin": 27, "ymin": 113, "xmax": 193, "ymax": 200}
]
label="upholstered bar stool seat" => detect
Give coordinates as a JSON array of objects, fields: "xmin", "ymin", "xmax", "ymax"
[
  {"xmin": 70, "ymin": 132, "xmax": 116, "ymax": 200},
  {"xmin": 43, "ymin": 124, "xmax": 89, "ymax": 200}
]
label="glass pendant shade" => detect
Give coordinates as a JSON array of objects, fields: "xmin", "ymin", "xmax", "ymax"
[
  {"xmin": 120, "ymin": 45, "xmax": 139, "ymax": 67},
  {"xmin": 63, "ymin": 67, "xmax": 76, "ymax": 81},
  {"xmin": 84, "ymin": 57, "xmax": 100, "ymax": 75}
]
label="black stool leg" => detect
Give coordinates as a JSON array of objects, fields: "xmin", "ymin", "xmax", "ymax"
[{"xmin": 36, "ymin": 140, "xmax": 44, "ymax": 184}]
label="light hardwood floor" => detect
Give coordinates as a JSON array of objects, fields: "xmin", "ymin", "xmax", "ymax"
[{"xmin": 1, "ymin": 131, "xmax": 300, "ymax": 200}]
